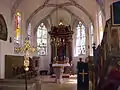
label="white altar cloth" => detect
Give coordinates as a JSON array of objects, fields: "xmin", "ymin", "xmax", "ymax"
[{"xmin": 52, "ymin": 63, "xmax": 70, "ymax": 67}]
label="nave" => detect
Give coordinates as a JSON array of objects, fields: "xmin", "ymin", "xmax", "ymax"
[{"xmin": 40, "ymin": 75, "xmax": 92, "ymax": 90}]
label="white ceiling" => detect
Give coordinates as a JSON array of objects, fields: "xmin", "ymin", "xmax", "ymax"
[{"xmin": 11, "ymin": 0, "xmax": 99, "ymax": 28}]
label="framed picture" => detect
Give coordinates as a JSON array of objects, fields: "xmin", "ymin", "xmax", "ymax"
[
  {"xmin": 111, "ymin": 1, "xmax": 120, "ymax": 26},
  {"xmin": 0, "ymin": 14, "xmax": 8, "ymax": 41}
]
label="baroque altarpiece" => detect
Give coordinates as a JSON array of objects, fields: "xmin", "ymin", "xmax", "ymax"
[{"xmin": 48, "ymin": 25, "xmax": 74, "ymax": 64}]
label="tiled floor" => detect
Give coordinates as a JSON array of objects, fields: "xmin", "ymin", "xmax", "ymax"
[{"xmin": 40, "ymin": 75, "xmax": 92, "ymax": 90}]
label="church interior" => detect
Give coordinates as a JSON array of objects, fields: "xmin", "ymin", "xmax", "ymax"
[{"xmin": 0, "ymin": 0, "xmax": 120, "ymax": 90}]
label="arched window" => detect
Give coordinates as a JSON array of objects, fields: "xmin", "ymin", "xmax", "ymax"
[
  {"xmin": 90, "ymin": 23, "xmax": 94, "ymax": 45},
  {"xmin": 90, "ymin": 23, "xmax": 94, "ymax": 56},
  {"xmin": 98, "ymin": 11, "xmax": 104, "ymax": 43},
  {"xmin": 75, "ymin": 21, "xmax": 86, "ymax": 56},
  {"xmin": 27, "ymin": 23, "xmax": 32, "ymax": 43},
  {"xmin": 15, "ymin": 11, "xmax": 21, "ymax": 44},
  {"xmin": 37, "ymin": 23, "xmax": 47, "ymax": 55},
  {"xmin": 14, "ymin": 11, "xmax": 21, "ymax": 53}
]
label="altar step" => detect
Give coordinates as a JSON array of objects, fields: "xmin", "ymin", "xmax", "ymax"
[{"xmin": 51, "ymin": 74, "xmax": 70, "ymax": 78}]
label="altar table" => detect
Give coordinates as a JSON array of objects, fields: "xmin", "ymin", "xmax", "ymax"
[{"xmin": 52, "ymin": 63, "xmax": 70, "ymax": 84}]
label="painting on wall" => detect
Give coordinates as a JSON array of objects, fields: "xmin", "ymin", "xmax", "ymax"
[
  {"xmin": 111, "ymin": 1, "xmax": 120, "ymax": 25},
  {"xmin": 0, "ymin": 14, "xmax": 8, "ymax": 41}
]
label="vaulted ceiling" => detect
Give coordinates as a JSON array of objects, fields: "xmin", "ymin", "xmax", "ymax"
[{"xmin": 11, "ymin": 0, "xmax": 99, "ymax": 28}]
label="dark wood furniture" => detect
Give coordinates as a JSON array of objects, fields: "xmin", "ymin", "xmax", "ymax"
[
  {"xmin": 48, "ymin": 25, "xmax": 74, "ymax": 63},
  {"xmin": 48, "ymin": 25, "xmax": 74, "ymax": 74}
]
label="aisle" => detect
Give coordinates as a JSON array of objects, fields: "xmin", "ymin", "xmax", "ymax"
[{"xmin": 40, "ymin": 75, "xmax": 92, "ymax": 90}]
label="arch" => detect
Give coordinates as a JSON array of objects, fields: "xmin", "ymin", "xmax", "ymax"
[
  {"xmin": 14, "ymin": 11, "xmax": 21, "ymax": 44},
  {"xmin": 36, "ymin": 22, "xmax": 48, "ymax": 55},
  {"xmin": 11, "ymin": 0, "xmax": 24, "ymax": 18},
  {"xmin": 74, "ymin": 21, "xmax": 87, "ymax": 56},
  {"xmin": 33, "ymin": 7, "xmax": 88, "ymax": 33},
  {"xmin": 26, "ymin": 1, "xmax": 94, "ymax": 30},
  {"xmin": 34, "ymin": 19, "xmax": 50, "ymax": 35},
  {"xmin": 0, "ymin": 14, "xmax": 8, "ymax": 41},
  {"xmin": 72, "ymin": 19, "xmax": 87, "ymax": 31}
]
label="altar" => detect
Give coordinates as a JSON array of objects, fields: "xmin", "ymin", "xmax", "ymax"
[
  {"xmin": 52, "ymin": 63, "xmax": 70, "ymax": 84},
  {"xmin": 48, "ymin": 24, "xmax": 74, "ymax": 76}
]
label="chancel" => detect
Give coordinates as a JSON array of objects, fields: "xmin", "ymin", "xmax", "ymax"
[
  {"xmin": 48, "ymin": 23, "xmax": 73, "ymax": 83},
  {"xmin": 1, "ymin": 0, "xmax": 120, "ymax": 90}
]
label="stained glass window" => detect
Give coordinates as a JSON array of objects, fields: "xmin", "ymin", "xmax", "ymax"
[
  {"xmin": 75, "ymin": 21, "xmax": 86, "ymax": 56},
  {"xmin": 90, "ymin": 23, "xmax": 94, "ymax": 56},
  {"xmin": 27, "ymin": 23, "xmax": 32, "ymax": 43},
  {"xmin": 99, "ymin": 11, "xmax": 103, "ymax": 42},
  {"xmin": 37, "ymin": 23, "xmax": 47, "ymax": 55},
  {"xmin": 90, "ymin": 23, "xmax": 94, "ymax": 45},
  {"xmin": 14, "ymin": 11, "xmax": 21, "ymax": 53},
  {"xmin": 15, "ymin": 11, "xmax": 21, "ymax": 44}
]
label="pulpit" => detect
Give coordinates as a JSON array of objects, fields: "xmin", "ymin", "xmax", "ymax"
[{"xmin": 48, "ymin": 24, "xmax": 74, "ymax": 74}]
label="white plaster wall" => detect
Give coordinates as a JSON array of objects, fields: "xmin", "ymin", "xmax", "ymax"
[
  {"xmin": 17, "ymin": 0, "xmax": 99, "ymax": 41},
  {"xmin": 0, "ymin": 0, "xmax": 14, "ymax": 78}
]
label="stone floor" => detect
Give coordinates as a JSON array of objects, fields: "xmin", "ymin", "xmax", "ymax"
[{"xmin": 40, "ymin": 75, "xmax": 92, "ymax": 90}]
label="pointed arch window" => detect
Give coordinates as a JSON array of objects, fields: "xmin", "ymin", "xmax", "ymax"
[
  {"xmin": 90, "ymin": 23, "xmax": 94, "ymax": 45},
  {"xmin": 99, "ymin": 11, "xmax": 104, "ymax": 42},
  {"xmin": 90, "ymin": 23, "xmax": 94, "ymax": 56},
  {"xmin": 15, "ymin": 11, "xmax": 21, "ymax": 44},
  {"xmin": 14, "ymin": 11, "xmax": 21, "ymax": 53},
  {"xmin": 75, "ymin": 21, "xmax": 86, "ymax": 56},
  {"xmin": 37, "ymin": 23, "xmax": 47, "ymax": 55},
  {"xmin": 27, "ymin": 23, "xmax": 32, "ymax": 43}
]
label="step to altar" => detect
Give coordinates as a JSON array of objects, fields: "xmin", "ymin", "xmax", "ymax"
[{"xmin": 51, "ymin": 74, "xmax": 70, "ymax": 78}]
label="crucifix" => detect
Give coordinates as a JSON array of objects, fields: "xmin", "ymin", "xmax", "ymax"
[
  {"xmin": 79, "ymin": 69, "xmax": 88, "ymax": 82},
  {"xmin": 15, "ymin": 38, "xmax": 36, "ymax": 90}
]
